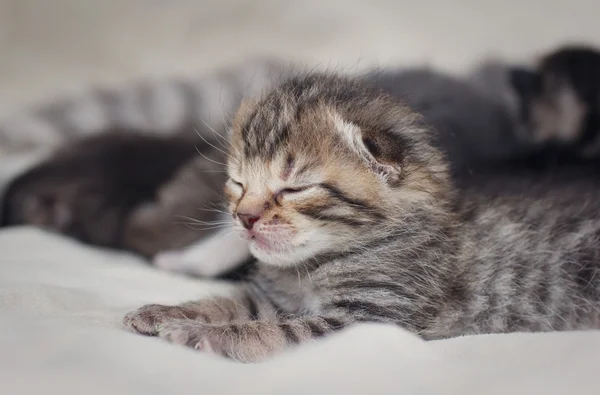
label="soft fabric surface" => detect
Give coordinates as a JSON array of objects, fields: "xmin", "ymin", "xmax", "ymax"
[
  {"xmin": 3, "ymin": 1, "xmax": 600, "ymax": 393},
  {"xmin": 1, "ymin": 228, "xmax": 600, "ymax": 395}
]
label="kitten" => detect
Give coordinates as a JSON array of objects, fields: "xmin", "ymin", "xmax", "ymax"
[
  {"xmin": 1, "ymin": 131, "xmax": 197, "ymax": 252},
  {"xmin": 123, "ymin": 72, "xmax": 600, "ymax": 362},
  {"xmin": 0, "ymin": 59, "xmax": 286, "ymax": 266},
  {"xmin": 513, "ymin": 45, "xmax": 600, "ymax": 157},
  {"xmin": 142, "ymin": 45, "xmax": 600, "ymax": 278},
  {"xmin": 0, "ymin": 55, "xmax": 527, "ymax": 267},
  {"xmin": 0, "ymin": 58, "xmax": 284, "ymax": 153},
  {"xmin": 2, "ymin": 46, "xmax": 598, "ymax": 277}
]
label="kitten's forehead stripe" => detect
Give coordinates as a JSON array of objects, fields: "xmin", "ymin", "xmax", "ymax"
[
  {"xmin": 281, "ymin": 154, "xmax": 295, "ymax": 180},
  {"xmin": 243, "ymin": 95, "xmax": 294, "ymax": 160}
]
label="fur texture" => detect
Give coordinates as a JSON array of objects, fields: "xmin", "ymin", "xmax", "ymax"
[
  {"xmin": 5, "ymin": 45, "xmax": 600, "ymax": 280},
  {"xmin": 0, "ymin": 59, "xmax": 285, "ymax": 153},
  {"xmin": 0, "ymin": 55, "xmax": 528, "ymax": 267},
  {"xmin": 124, "ymin": 71, "xmax": 600, "ymax": 362}
]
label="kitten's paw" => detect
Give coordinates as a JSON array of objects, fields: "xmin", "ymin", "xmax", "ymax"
[
  {"xmin": 123, "ymin": 304, "xmax": 197, "ymax": 335},
  {"xmin": 157, "ymin": 320, "xmax": 221, "ymax": 354}
]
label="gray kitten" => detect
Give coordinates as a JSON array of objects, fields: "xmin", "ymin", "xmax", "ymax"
[
  {"xmin": 122, "ymin": 70, "xmax": 600, "ymax": 362},
  {"xmin": 0, "ymin": 57, "xmax": 528, "ymax": 268},
  {"xmin": 3, "ymin": 46, "xmax": 599, "ymax": 278}
]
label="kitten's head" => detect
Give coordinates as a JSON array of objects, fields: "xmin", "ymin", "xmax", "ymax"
[
  {"xmin": 226, "ymin": 74, "xmax": 451, "ymax": 266},
  {"xmin": 510, "ymin": 46, "xmax": 600, "ymax": 150}
]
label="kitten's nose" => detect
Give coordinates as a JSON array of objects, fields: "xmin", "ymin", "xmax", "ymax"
[{"xmin": 237, "ymin": 213, "xmax": 260, "ymax": 230}]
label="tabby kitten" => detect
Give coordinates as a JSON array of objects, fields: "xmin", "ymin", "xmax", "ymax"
[
  {"xmin": 0, "ymin": 53, "xmax": 529, "ymax": 266},
  {"xmin": 4, "ymin": 45, "xmax": 600, "ymax": 277},
  {"xmin": 124, "ymin": 73, "xmax": 600, "ymax": 362}
]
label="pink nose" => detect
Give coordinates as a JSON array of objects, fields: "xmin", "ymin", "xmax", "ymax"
[{"xmin": 237, "ymin": 213, "xmax": 260, "ymax": 230}]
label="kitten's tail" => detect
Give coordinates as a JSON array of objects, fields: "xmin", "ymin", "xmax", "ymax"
[{"xmin": 0, "ymin": 58, "xmax": 288, "ymax": 154}]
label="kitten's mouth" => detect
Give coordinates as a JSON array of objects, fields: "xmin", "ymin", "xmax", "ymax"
[
  {"xmin": 249, "ymin": 232, "xmax": 276, "ymax": 251},
  {"xmin": 247, "ymin": 230, "xmax": 291, "ymax": 253}
]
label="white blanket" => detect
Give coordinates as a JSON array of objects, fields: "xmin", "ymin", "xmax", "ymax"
[
  {"xmin": 3, "ymin": 1, "xmax": 600, "ymax": 393},
  {"xmin": 1, "ymin": 227, "xmax": 600, "ymax": 395}
]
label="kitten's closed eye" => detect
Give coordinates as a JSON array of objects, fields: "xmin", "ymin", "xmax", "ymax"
[
  {"xmin": 279, "ymin": 186, "xmax": 311, "ymax": 195},
  {"xmin": 275, "ymin": 185, "xmax": 316, "ymax": 200},
  {"xmin": 230, "ymin": 179, "xmax": 244, "ymax": 189}
]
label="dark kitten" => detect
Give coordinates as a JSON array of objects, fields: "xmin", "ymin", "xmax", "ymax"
[
  {"xmin": 511, "ymin": 45, "xmax": 600, "ymax": 158},
  {"xmin": 370, "ymin": 67, "xmax": 530, "ymax": 176},
  {"xmin": 1, "ymin": 129, "xmax": 223, "ymax": 256}
]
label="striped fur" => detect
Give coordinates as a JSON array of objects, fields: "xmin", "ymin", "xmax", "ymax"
[
  {"xmin": 0, "ymin": 58, "xmax": 286, "ymax": 154},
  {"xmin": 125, "ymin": 72, "xmax": 600, "ymax": 362},
  {"xmin": 6, "ymin": 45, "xmax": 592, "ymax": 265}
]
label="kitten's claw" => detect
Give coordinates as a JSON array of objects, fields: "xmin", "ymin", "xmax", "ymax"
[
  {"xmin": 157, "ymin": 320, "xmax": 220, "ymax": 355},
  {"xmin": 123, "ymin": 304, "xmax": 196, "ymax": 335}
]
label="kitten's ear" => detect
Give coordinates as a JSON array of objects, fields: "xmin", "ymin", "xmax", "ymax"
[{"xmin": 333, "ymin": 114, "xmax": 403, "ymax": 185}]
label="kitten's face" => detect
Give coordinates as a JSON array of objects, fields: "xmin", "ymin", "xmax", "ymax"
[
  {"xmin": 225, "ymin": 76, "xmax": 448, "ymax": 266},
  {"xmin": 513, "ymin": 47, "xmax": 600, "ymax": 146},
  {"xmin": 529, "ymin": 72, "xmax": 587, "ymax": 144}
]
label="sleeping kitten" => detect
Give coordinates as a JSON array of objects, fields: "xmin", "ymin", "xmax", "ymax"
[
  {"xmin": 0, "ymin": 55, "xmax": 525, "ymax": 262},
  {"xmin": 123, "ymin": 72, "xmax": 600, "ymax": 362},
  {"xmin": 3, "ymin": 46, "xmax": 599, "ymax": 277},
  {"xmin": 515, "ymin": 45, "xmax": 600, "ymax": 157},
  {"xmin": 0, "ymin": 58, "xmax": 285, "ymax": 153},
  {"xmin": 0, "ymin": 59, "xmax": 285, "ymax": 267},
  {"xmin": 137, "ymin": 44, "xmax": 600, "ymax": 278},
  {"xmin": 1, "ymin": 131, "xmax": 198, "ymax": 252}
]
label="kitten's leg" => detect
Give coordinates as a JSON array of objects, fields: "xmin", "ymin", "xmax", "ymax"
[
  {"xmin": 123, "ymin": 286, "xmax": 351, "ymax": 362},
  {"xmin": 156, "ymin": 315, "xmax": 350, "ymax": 362},
  {"xmin": 123, "ymin": 293, "xmax": 258, "ymax": 335},
  {"xmin": 153, "ymin": 222, "xmax": 251, "ymax": 277},
  {"xmin": 124, "ymin": 285, "xmax": 269, "ymax": 335}
]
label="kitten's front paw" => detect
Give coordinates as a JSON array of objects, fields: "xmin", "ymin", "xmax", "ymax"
[
  {"xmin": 123, "ymin": 304, "xmax": 198, "ymax": 335},
  {"xmin": 157, "ymin": 320, "xmax": 222, "ymax": 354}
]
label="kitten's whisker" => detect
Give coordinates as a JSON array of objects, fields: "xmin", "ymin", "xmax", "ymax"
[
  {"xmin": 193, "ymin": 124, "xmax": 233, "ymax": 162},
  {"xmin": 194, "ymin": 145, "xmax": 228, "ymax": 168},
  {"xmin": 173, "ymin": 215, "xmax": 231, "ymax": 226},
  {"xmin": 194, "ymin": 169, "xmax": 229, "ymax": 173},
  {"xmin": 196, "ymin": 112, "xmax": 231, "ymax": 149},
  {"xmin": 207, "ymin": 201, "xmax": 229, "ymax": 211},
  {"xmin": 196, "ymin": 207, "xmax": 227, "ymax": 214},
  {"xmin": 177, "ymin": 223, "xmax": 231, "ymax": 231}
]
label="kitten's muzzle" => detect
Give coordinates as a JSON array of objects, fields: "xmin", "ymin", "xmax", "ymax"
[{"xmin": 237, "ymin": 213, "xmax": 260, "ymax": 230}]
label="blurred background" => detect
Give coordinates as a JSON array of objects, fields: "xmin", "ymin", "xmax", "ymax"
[
  {"xmin": 2, "ymin": 4, "xmax": 600, "ymax": 392},
  {"xmin": 1, "ymin": 0, "xmax": 600, "ymax": 119}
]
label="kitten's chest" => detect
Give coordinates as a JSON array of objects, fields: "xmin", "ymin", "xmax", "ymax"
[{"xmin": 253, "ymin": 265, "xmax": 321, "ymax": 316}]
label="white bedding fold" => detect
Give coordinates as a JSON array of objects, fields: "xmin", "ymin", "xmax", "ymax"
[{"xmin": 1, "ymin": 228, "xmax": 599, "ymax": 395}]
